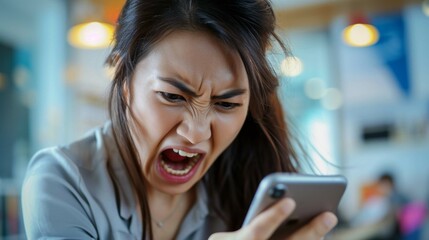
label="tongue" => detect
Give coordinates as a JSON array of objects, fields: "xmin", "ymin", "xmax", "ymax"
[{"xmin": 163, "ymin": 149, "xmax": 187, "ymax": 162}]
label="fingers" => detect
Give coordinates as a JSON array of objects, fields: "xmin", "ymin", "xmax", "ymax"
[
  {"xmin": 210, "ymin": 201, "xmax": 337, "ymax": 240},
  {"xmin": 238, "ymin": 198, "xmax": 296, "ymax": 240},
  {"xmin": 289, "ymin": 212, "xmax": 338, "ymax": 240},
  {"xmin": 208, "ymin": 232, "xmax": 237, "ymax": 240}
]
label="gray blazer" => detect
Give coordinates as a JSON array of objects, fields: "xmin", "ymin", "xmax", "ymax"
[{"xmin": 22, "ymin": 122, "xmax": 226, "ymax": 239}]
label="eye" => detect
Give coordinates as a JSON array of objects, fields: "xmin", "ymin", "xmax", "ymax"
[
  {"xmin": 158, "ymin": 92, "xmax": 186, "ymax": 103},
  {"xmin": 215, "ymin": 102, "xmax": 242, "ymax": 110}
]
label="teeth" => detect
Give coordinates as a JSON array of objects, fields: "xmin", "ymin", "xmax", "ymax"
[
  {"xmin": 173, "ymin": 148, "xmax": 199, "ymax": 158},
  {"xmin": 161, "ymin": 158, "xmax": 199, "ymax": 176}
]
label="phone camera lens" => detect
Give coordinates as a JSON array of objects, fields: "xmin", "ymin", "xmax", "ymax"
[{"xmin": 269, "ymin": 184, "xmax": 286, "ymax": 199}]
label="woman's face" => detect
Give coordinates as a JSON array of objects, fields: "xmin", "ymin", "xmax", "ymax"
[{"xmin": 128, "ymin": 30, "xmax": 250, "ymax": 195}]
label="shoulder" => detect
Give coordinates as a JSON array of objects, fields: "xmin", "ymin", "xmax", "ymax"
[
  {"xmin": 23, "ymin": 122, "xmax": 119, "ymax": 202},
  {"xmin": 21, "ymin": 122, "xmax": 118, "ymax": 239},
  {"xmin": 24, "ymin": 147, "xmax": 81, "ymax": 183},
  {"xmin": 22, "ymin": 145, "xmax": 99, "ymax": 238},
  {"xmin": 26, "ymin": 122, "xmax": 115, "ymax": 178}
]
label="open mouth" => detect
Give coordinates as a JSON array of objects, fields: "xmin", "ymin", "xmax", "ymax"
[{"xmin": 160, "ymin": 148, "xmax": 202, "ymax": 176}]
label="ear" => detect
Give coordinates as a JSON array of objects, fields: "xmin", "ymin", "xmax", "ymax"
[
  {"xmin": 122, "ymin": 79, "xmax": 131, "ymax": 105},
  {"xmin": 122, "ymin": 79, "xmax": 135, "ymax": 122}
]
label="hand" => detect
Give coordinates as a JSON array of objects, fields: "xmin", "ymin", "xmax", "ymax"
[
  {"xmin": 209, "ymin": 198, "xmax": 338, "ymax": 240},
  {"xmin": 288, "ymin": 211, "xmax": 337, "ymax": 240}
]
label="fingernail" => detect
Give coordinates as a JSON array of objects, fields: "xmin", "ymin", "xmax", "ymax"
[
  {"xmin": 323, "ymin": 214, "xmax": 337, "ymax": 229},
  {"xmin": 282, "ymin": 198, "xmax": 295, "ymax": 213}
]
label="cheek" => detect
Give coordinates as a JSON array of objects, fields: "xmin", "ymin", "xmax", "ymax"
[
  {"xmin": 130, "ymin": 96, "xmax": 182, "ymax": 160},
  {"xmin": 213, "ymin": 110, "xmax": 248, "ymax": 150},
  {"xmin": 134, "ymin": 95, "xmax": 179, "ymax": 135}
]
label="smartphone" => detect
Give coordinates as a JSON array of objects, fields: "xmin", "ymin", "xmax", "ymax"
[{"xmin": 242, "ymin": 173, "xmax": 347, "ymax": 239}]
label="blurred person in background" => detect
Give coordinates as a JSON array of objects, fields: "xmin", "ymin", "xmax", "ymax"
[
  {"xmin": 21, "ymin": 0, "xmax": 339, "ymax": 239},
  {"xmin": 348, "ymin": 172, "xmax": 408, "ymax": 240}
]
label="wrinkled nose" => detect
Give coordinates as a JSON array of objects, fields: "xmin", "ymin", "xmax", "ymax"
[{"xmin": 177, "ymin": 116, "xmax": 211, "ymax": 144}]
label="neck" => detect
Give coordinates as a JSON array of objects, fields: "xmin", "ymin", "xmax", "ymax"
[
  {"xmin": 147, "ymin": 186, "xmax": 196, "ymax": 223},
  {"xmin": 145, "ymin": 187, "xmax": 196, "ymax": 239},
  {"xmin": 147, "ymin": 188, "xmax": 185, "ymax": 209}
]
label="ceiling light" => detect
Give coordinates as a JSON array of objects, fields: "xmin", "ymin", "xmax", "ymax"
[
  {"xmin": 343, "ymin": 23, "xmax": 379, "ymax": 47},
  {"xmin": 304, "ymin": 78, "xmax": 326, "ymax": 99},
  {"xmin": 280, "ymin": 56, "xmax": 303, "ymax": 77},
  {"xmin": 68, "ymin": 21, "xmax": 115, "ymax": 49},
  {"xmin": 321, "ymin": 88, "xmax": 342, "ymax": 110},
  {"xmin": 342, "ymin": 13, "xmax": 379, "ymax": 47}
]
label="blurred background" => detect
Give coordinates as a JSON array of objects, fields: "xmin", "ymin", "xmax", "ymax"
[{"xmin": 0, "ymin": 0, "xmax": 428, "ymax": 239}]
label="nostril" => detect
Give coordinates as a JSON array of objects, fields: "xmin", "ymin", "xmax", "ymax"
[{"xmin": 176, "ymin": 119, "xmax": 211, "ymax": 144}]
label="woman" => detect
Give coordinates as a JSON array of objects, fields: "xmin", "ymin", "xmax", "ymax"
[{"xmin": 22, "ymin": 0, "xmax": 338, "ymax": 239}]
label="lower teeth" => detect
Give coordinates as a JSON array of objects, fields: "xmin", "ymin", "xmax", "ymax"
[{"xmin": 161, "ymin": 158, "xmax": 198, "ymax": 176}]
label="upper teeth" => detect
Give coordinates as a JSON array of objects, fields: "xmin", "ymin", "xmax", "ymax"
[{"xmin": 173, "ymin": 148, "xmax": 199, "ymax": 158}]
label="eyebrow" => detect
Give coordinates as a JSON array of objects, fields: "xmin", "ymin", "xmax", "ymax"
[{"xmin": 158, "ymin": 77, "xmax": 247, "ymax": 100}]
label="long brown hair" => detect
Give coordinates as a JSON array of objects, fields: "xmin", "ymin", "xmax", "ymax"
[{"xmin": 106, "ymin": 0, "xmax": 300, "ymax": 239}]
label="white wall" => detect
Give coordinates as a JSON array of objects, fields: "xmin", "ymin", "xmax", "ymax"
[{"xmin": 331, "ymin": 4, "xmax": 429, "ymax": 219}]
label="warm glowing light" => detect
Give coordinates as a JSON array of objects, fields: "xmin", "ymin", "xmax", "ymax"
[
  {"xmin": 321, "ymin": 88, "xmax": 342, "ymax": 110},
  {"xmin": 68, "ymin": 21, "xmax": 115, "ymax": 49},
  {"xmin": 305, "ymin": 78, "xmax": 326, "ymax": 99},
  {"xmin": 423, "ymin": 0, "xmax": 429, "ymax": 17},
  {"xmin": 342, "ymin": 23, "xmax": 379, "ymax": 47},
  {"xmin": 280, "ymin": 56, "xmax": 303, "ymax": 77}
]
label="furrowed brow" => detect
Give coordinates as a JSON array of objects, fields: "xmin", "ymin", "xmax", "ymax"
[
  {"xmin": 158, "ymin": 76, "xmax": 246, "ymax": 100},
  {"xmin": 212, "ymin": 89, "xmax": 247, "ymax": 100},
  {"xmin": 158, "ymin": 77, "xmax": 199, "ymax": 97}
]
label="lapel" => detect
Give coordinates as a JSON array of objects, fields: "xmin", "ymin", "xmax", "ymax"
[{"xmin": 103, "ymin": 122, "xmax": 141, "ymax": 238}]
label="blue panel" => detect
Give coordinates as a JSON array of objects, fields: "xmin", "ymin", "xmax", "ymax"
[{"xmin": 372, "ymin": 13, "xmax": 410, "ymax": 97}]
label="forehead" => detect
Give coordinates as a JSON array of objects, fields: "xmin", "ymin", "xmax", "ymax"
[
  {"xmin": 152, "ymin": 30, "xmax": 239, "ymax": 64},
  {"xmin": 136, "ymin": 30, "xmax": 248, "ymax": 91}
]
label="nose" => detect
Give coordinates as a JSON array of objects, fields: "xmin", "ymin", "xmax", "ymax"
[{"xmin": 177, "ymin": 116, "xmax": 212, "ymax": 144}]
